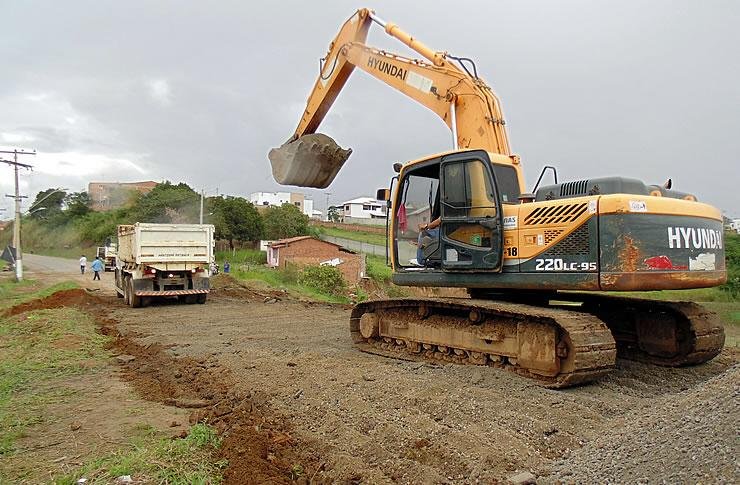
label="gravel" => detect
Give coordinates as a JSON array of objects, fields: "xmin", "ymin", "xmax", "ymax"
[{"xmin": 543, "ymin": 364, "xmax": 739, "ymax": 484}]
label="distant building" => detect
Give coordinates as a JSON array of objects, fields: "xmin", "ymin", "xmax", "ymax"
[
  {"xmin": 88, "ymin": 181, "xmax": 158, "ymax": 211},
  {"xmin": 266, "ymin": 236, "xmax": 365, "ymax": 284},
  {"xmin": 249, "ymin": 191, "xmax": 320, "ymax": 219},
  {"xmin": 340, "ymin": 196, "xmax": 387, "ymax": 225},
  {"xmin": 730, "ymin": 218, "xmax": 740, "ymax": 234}
]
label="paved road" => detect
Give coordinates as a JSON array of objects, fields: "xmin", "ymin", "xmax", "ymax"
[{"xmin": 24, "ymin": 253, "xmax": 116, "ymax": 294}]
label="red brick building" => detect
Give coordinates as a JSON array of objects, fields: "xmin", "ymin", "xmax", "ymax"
[
  {"xmin": 267, "ymin": 236, "xmax": 366, "ymax": 284},
  {"xmin": 88, "ymin": 181, "xmax": 158, "ymax": 211}
]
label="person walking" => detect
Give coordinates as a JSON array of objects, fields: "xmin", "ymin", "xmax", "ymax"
[
  {"xmin": 91, "ymin": 256, "xmax": 103, "ymax": 280},
  {"xmin": 79, "ymin": 255, "xmax": 87, "ymax": 274}
]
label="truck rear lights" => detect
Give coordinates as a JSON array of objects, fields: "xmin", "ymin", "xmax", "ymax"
[
  {"xmin": 149, "ymin": 268, "xmax": 157, "ymax": 274},
  {"xmin": 191, "ymin": 268, "xmax": 197, "ymax": 273}
]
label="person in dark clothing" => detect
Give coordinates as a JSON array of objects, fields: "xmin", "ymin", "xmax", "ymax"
[{"xmin": 91, "ymin": 257, "xmax": 103, "ymax": 280}]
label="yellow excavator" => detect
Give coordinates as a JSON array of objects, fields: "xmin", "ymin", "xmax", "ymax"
[{"xmin": 268, "ymin": 8, "xmax": 726, "ymax": 387}]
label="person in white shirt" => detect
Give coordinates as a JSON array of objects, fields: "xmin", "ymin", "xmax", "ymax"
[{"xmin": 79, "ymin": 255, "xmax": 87, "ymax": 274}]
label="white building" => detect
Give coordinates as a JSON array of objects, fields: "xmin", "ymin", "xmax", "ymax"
[
  {"xmin": 341, "ymin": 196, "xmax": 387, "ymax": 225},
  {"xmin": 249, "ymin": 191, "xmax": 320, "ymax": 219},
  {"xmin": 730, "ymin": 218, "xmax": 740, "ymax": 234}
]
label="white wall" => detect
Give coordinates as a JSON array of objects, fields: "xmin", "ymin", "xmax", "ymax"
[
  {"xmin": 250, "ymin": 192, "xmax": 314, "ymax": 217},
  {"xmin": 250, "ymin": 192, "xmax": 291, "ymax": 207}
]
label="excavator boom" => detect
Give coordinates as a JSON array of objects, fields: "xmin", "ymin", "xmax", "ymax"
[{"xmin": 268, "ymin": 8, "xmax": 514, "ymax": 188}]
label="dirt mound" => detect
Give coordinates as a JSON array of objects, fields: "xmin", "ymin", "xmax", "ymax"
[
  {"xmin": 105, "ymin": 326, "xmax": 325, "ymax": 484},
  {"xmin": 4, "ymin": 288, "xmax": 100, "ymax": 317},
  {"xmin": 210, "ymin": 274, "xmax": 286, "ymax": 302}
]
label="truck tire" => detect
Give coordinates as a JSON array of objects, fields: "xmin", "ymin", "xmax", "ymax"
[
  {"xmin": 196, "ymin": 293, "xmax": 207, "ymax": 304},
  {"xmin": 128, "ymin": 278, "xmax": 142, "ymax": 308},
  {"xmin": 115, "ymin": 270, "xmax": 124, "ymax": 298},
  {"xmin": 123, "ymin": 276, "xmax": 131, "ymax": 305}
]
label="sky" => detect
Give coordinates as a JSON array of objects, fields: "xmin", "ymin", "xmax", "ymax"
[{"xmin": 1, "ymin": 0, "xmax": 738, "ymax": 218}]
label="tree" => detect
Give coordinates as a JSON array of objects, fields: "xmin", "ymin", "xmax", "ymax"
[
  {"xmin": 133, "ymin": 182, "xmax": 200, "ymax": 223},
  {"xmin": 210, "ymin": 196, "xmax": 263, "ymax": 249},
  {"xmin": 64, "ymin": 191, "xmax": 91, "ymax": 217},
  {"xmin": 327, "ymin": 206, "xmax": 341, "ymax": 223},
  {"xmin": 720, "ymin": 231, "xmax": 740, "ymax": 298},
  {"xmin": 262, "ymin": 203, "xmax": 310, "ymax": 240},
  {"xmin": 29, "ymin": 188, "xmax": 67, "ymax": 219}
]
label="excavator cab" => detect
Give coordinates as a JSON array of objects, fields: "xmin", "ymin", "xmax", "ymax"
[{"xmin": 392, "ymin": 150, "xmax": 504, "ymax": 272}]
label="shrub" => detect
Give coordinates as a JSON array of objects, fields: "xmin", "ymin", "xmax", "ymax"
[
  {"xmin": 720, "ymin": 231, "xmax": 740, "ymax": 299},
  {"xmin": 298, "ymin": 265, "xmax": 347, "ymax": 296}
]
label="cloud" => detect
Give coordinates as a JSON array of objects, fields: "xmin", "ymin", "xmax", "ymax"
[
  {"xmin": 34, "ymin": 151, "xmax": 148, "ymax": 178},
  {"xmin": 147, "ymin": 79, "xmax": 172, "ymax": 106},
  {"xmin": 1, "ymin": 132, "xmax": 36, "ymax": 144}
]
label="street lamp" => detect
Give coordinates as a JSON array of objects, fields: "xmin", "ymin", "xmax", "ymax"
[{"xmin": 27, "ymin": 188, "xmax": 68, "ymax": 214}]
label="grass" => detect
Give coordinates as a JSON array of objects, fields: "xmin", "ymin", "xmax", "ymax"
[
  {"xmin": 317, "ymin": 226, "xmax": 388, "ymax": 247},
  {"xmin": 54, "ymin": 423, "xmax": 226, "ymax": 485},
  {"xmin": 0, "ymin": 278, "xmax": 227, "ymax": 484},
  {"xmin": 215, "ymin": 248, "xmax": 266, "ymax": 265},
  {"xmin": 0, "ymin": 301, "xmax": 110, "ymax": 456},
  {"xmin": 229, "ymin": 265, "xmax": 350, "ymax": 304},
  {"xmin": 0, "ymin": 279, "xmax": 79, "ymax": 311},
  {"xmin": 220, "ymin": 253, "xmax": 408, "ymax": 303},
  {"xmin": 216, "ymin": 248, "xmax": 352, "ymax": 303},
  {"xmin": 28, "ymin": 245, "xmax": 94, "ymax": 260}
]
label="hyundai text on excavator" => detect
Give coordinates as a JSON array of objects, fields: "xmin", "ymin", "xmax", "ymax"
[{"xmin": 268, "ymin": 8, "xmax": 726, "ymax": 387}]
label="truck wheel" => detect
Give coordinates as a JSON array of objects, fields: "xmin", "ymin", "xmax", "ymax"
[
  {"xmin": 123, "ymin": 276, "xmax": 131, "ymax": 305},
  {"xmin": 115, "ymin": 270, "xmax": 124, "ymax": 298},
  {"xmin": 196, "ymin": 294, "xmax": 207, "ymax": 304},
  {"xmin": 128, "ymin": 278, "xmax": 142, "ymax": 308}
]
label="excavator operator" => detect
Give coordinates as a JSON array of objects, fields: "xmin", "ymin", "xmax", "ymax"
[{"xmin": 416, "ymin": 187, "xmax": 441, "ymax": 266}]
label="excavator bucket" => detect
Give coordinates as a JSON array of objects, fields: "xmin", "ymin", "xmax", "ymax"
[{"xmin": 268, "ymin": 133, "xmax": 352, "ymax": 188}]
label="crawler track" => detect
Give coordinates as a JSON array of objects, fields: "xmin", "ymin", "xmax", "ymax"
[
  {"xmin": 350, "ymin": 298, "xmax": 617, "ymax": 388},
  {"xmin": 567, "ymin": 294, "xmax": 726, "ymax": 366}
]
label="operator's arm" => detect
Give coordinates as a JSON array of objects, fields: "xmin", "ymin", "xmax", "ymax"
[{"xmin": 419, "ymin": 217, "xmax": 441, "ymax": 232}]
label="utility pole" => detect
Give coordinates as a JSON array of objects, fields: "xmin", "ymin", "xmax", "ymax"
[
  {"xmin": 199, "ymin": 189, "xmax": 204, "ymax": 224},
  {"xmin": 324, "ymin": 192, "xmax": 332, "ymax": 222},
  {"xmin": 1, "ymin": 149, "xmax": 36, "ymax": 282}
]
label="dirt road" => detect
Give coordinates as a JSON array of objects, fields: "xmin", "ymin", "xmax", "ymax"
[{"xmin": 23, "ymin": 254, "xmax": 740, "ymax": 483}]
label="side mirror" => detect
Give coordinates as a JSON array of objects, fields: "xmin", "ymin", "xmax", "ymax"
[{"xmin": 376, "ymin": 188, "xmax": 391, "ymax": 201}]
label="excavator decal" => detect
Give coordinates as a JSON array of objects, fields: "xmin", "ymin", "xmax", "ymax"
[
  {"xmin": 367, "ymin": 57, "xmax": 407, "ymax": 80},
  {"xmin": 667, "ymin": 227, "xmax": 723, "ymax": 249}
]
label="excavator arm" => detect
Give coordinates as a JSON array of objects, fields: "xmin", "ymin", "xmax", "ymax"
[{"xmin": 269, "ymin": 8, "xmax": 514, "ymax": 188}]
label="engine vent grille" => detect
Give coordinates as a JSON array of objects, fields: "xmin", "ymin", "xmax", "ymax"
[
  {"xmin": 543, "ymin": 229, "xmax": 563, "ymax": 245},
  {"xmin": 524, "ymin": 203, "xmax": 589, "ymax": 226},
  {"xmin": 547, "ymin": 225, "xmax": 590, "ymax": 256},
  {"xmin": 559, "ymin": 179, "xmax": 589, "ymax": 197}
]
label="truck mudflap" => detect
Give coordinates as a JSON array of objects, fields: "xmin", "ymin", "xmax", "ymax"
[{"xmin": 135, "ymin": 289, "xmax": 209, "ymax": 296}]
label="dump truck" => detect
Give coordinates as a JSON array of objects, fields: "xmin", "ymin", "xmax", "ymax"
[
  {"xmin": 96, "ymin": 241, "xmax": 117, "ymax": 272},
  {"xmin": 115, "ymin": 223, "xmax": 214, "ymax": 307}
]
